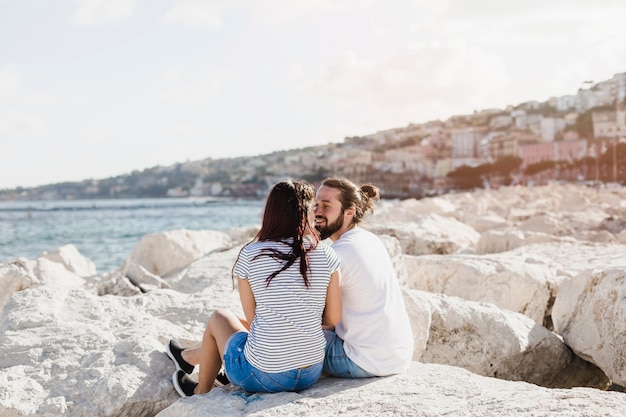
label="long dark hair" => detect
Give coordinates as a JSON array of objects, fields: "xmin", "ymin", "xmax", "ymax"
[{"xmin": 234, "ymin": 179, "xmax": 319, "ymax": 288}]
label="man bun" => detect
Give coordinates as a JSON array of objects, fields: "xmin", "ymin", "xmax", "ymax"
[{"xmin": 360, "ymin": 184, "xmax": 380, "ymax": 214}]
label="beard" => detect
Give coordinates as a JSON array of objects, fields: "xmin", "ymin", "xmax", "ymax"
[{"xmin": 316, "ymin": 212, "xmax": 344, "ymax": 240}]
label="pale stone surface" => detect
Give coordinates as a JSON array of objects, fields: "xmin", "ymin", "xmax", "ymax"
[
  {"xmin": 403, "ymin": 290, "xmax": 608, "ymax": 389},
  {"xmin": 552, "ymin": 268, "xmax": 626, "ymax": 386},
  {"xmin": 121, "ymin": 229, "xmax": 233, "ymax": 276},
  {"xmin": 462, "ymin": 212, "xmax": 511, "ymax": 232},
  {"xmin": 222, "ymin": 225, "xmax": 259, "ymax": 245},
  {"xmin": 0, "ymin": 259, "xmax": 38, "ymax": 312},
  {"xmin": 33, "ymin": 257, "xmax": 85, "ymax": 288},
  {"xmin": 362, "ymin": 196, "xmax": 457, "ymax": 223},
  {"xmin": 507, "ymin": 241, "xmax": 626, "ymax": 281},
  {"xmin": 365, "ymin": 214, "xmax": 480, "ymax": 255},
  {"xmin": 475, "ymin": 228, "xmax": 568, "ymax": 254},
  {"xmin": 0, "ymin": 276, "xmax": 228, "ymax": 417},
  {"xmin": 39, "ymin": 244, "xmax": 97, "ymax": 277},
  {"xmin": 156, "ymin": 362, "xmax": 626, "ymax": 417},
  {"xmin": 87, "ymin": 270, "xmax": 144, "ymax": 297},
  {"xmin": 124, "ymin": 263, "xmax": 171, "ymax": 292},
  {"xmin": 403, "ymin": 252, "xmax": 555, "ymax": 324},
  {"xmin": 2, "ymin": 184, "xmax": 626, "ymax": 417}
]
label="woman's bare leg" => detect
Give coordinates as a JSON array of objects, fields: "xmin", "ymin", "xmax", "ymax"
[
  {"xmin": 195, "ymin": 309, "xmax": 248, "ymax": 394},
  {"xmin": 180, "ymin": 316, "xmax": 250, "ymax": 366}
]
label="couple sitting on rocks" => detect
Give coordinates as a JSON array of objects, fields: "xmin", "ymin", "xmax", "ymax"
[{"xmin": 165, "ymin": 177, "xmax": 414, "ymax": 397}]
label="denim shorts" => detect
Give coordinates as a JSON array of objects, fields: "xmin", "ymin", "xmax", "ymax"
[
  {"xmin": 223, "ymin": 331, "xmax": 323, "ymax": 393},
  {"xmin": 323, "ymin": 330, "xmax": 376, "ymax": 378}
]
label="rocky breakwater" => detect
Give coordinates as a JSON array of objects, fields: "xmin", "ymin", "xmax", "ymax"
[{"xmin": 1, "ymin": 184, "xmax": 625, "ymax": 417}]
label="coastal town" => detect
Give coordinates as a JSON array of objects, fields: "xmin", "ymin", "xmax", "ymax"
[{"xmin": 3, "ymin": 72, "xmax": 625, "ymax": 201}]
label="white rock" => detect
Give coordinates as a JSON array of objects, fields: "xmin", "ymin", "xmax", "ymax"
[
  {"xmin": 552, "ymin": 268, "xmax": 626, "ymax": 386},
  {"xmin": 476, "ymin": 228, "xmax": 527, "ymax": 253},
  {"xmin": 600, "ymin": 215, "xmax": 626, "ymax": 234},
  {"xmin": 364, "ymin": 197, "xmax": 456, "ymax": 224},
  {"xmin": 86, "ymin": 270, "xmax": 144, "ymax": 297},
  {"xmin": 403, "ymin": 253, "xmax": 555, "ymax": 324},
  {"xmin": 4, "ymin": 183, "xmax": 626, "ymax": 417},
  {"xmin": 156, "ymin": 362, "xmax": 625, "ymax": 417},
  {"xmin": 557, "ymin": 189, "xmax": 591, "ymax": 212},
  {"xmin": 0, "ymin": 285, "xmax": 217, "ymax": 417},
  {"xmin": 476, "ymin": 228, "xmax": 573, "ymax": 254},
  {"xmin": 125, "ymin": 263, "xmax": 171, "ymax": 292},
  {"xmin": 222, "ymin": 225, "xmax": 259, "ymax": 245},
  {"xmin": 34, "ymin": 257, "xmax": 85, "ymax": 288},
  {"xmin": 164, "ymin": 246, "xmax": 246, "ymax": 313},
  {"xmin": 0, "ymin": 255, "xmax": 85, "ymax": 313},
  {"xmin": 461, "ymin": 212, "xmax": 511, "ymax": 232},
  {"xmin": 122, "ymin": 229, "xmax": 233, "ymax": 276},
  {"xmin": 39, "ymin": 244, "xmax": 97, "ymax": 277},
  {"xmin": 519, "ymin": 212, "xmax": 573, "ymax": 236},
  {"xmin": 365, "ymin": 214, "xmax": 480, "ymax": 255},
  {"xmin": 0, "ymin": 259, "xmax": 38, "ymax": 312},
  {"xmin": 403, "ymin": 290, "xmax": 608, "ymax": 389},
  {"xmin": 507, "ymin": 242, "xmax": 626, "ymax": 281}
]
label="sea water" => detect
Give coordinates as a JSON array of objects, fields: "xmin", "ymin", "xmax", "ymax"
[{"xmin": 0, "ymin": 198, "xmax": 265, "ymax": 273}]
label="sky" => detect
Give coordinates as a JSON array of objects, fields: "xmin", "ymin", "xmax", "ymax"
[{"xmin": 1, "ymin": 0, "xmax": 626, "ymax": 190}]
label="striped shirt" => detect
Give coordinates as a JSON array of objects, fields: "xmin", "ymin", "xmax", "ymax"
[{"xmin": 233, "ymin": 238, "xmax": 340, "ymax": 373}]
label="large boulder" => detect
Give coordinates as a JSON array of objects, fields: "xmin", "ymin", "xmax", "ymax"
[
  {"xmin": 0, "ymin": 283, "xmax": 196, "ymax": 417},
  {"xmin": 364, "ymin": 197, "xmax": 457, "ymax": 224},
  {"xmin": 122, "ymin": 229, "xmax": 233, "ymax": 276},
  {"xmin": 403, "ymin": 253, "xmax": 555, "ymax": 324},
  {"xmin": 0, "ymin": 259, "xmax": 38, "ymax": 312},
  {"xmin": 365, "ymin": 214, "xmax": 480, "ymax": 255},
  {"xmin": 0, "ymin": 245, "xmax": 243, "ymax": 417},
  {"xmin": 0, "ymin": 276, "xmax": 239, "ymax": 417},
  {"xmin": 1, "ymin": 245, "xmax": 94, "ymax": 313},
  {"xmin": 155, "ymin": 362, "xmax": 625, "ymax": 417},
  {"xmin": 33, "ymin": 257, "xmax": 86, "ymax": 288},
  {"xmin": 403, "ymin": 290, "xmax": 609, "ymax": 389},
  {"xmin": 552, "ymin": 268, "xmax": 626, "ymax": 386},
  {"xmin": 39, "ymin": 244, "xmax": 97, "ymax": 277},
  {"xmin": 507, "ymin": 242, "xmax": 626, "ymax": 281}
]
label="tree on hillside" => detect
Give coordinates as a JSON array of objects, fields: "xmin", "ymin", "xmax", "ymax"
[
  {"xmin": 565, "ymin": 109, "xmax": 593, "ymax": 139},
  {"xmin": 491, "ymin": 156, "xmax": 523, "ymax": 177},
  {"xmin": 524, "ymin": 160, "xmax": 557, "ymax": 176},
  {"xmin": 446, "ymin": 156, "xmax": 522, "ymax": 190},
  {"xmin": 446, "ymin": 164, "xmax": 490, "ymax": 190}
]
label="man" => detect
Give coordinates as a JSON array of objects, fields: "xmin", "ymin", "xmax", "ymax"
[{"xmin": 314, "ymin": 177, "xmax": 414, "ymax": 378}]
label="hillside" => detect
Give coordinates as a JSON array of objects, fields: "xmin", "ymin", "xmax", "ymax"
[{"xmin": 2, "ymin": 72, "xmax": 625, "ymax": 201}]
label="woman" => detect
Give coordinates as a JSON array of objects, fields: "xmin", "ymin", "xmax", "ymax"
[{"xmin": 166, "ymin": 179, "xmax": 342, "ymax": 396}]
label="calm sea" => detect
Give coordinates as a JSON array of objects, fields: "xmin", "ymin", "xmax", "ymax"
[{"xmin": 0, "ymin": 198, "xmax": 265, "ymax": 273}]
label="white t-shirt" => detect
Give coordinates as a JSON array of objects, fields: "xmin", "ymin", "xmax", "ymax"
[
  {"xmin": 331, "ymin": 228, "xmax": 414, "ymax": 376},
  {"xmin": 234, "ymin": 238, "xmax": 340, "ymax": 373}
]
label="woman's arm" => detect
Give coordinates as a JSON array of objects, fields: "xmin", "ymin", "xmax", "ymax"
[
  {"xmin": 238, "ymin": 277, "xmax": 256, "ymax": 326},
  {"xmin": 322, "ymin": 270, "xmax": 342, "ymax": 327}
]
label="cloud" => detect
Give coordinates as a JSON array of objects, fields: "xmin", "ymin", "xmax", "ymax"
[
  {"xmin": 247, "ymin": 0, "xmax": 372, "ymax": 25},
  {"xmin": 305, "ymin": 40, "xmax": 508, "ymax": 122},
  {"xmin": 152, "ymin": 67, "xmax": 234, "ymax": 107},
  {"xmin": 0, "ymin": 111, "xmax": 47, "ymax": 137},
  {"xmin": 162, "ymin": 0, "xmax": 373, "ymax": 28},
  {"xmin": 162, "ymin": 0, "xmax": 234, "ymax": 29},
  {"xmin": 71, "ymin": 0, "xmax": 136, "ymax": 26},
  {"xmin": 445, "ymin": 0, "xmax": 626, "ymax": 21},
  {"xmin": 0, "ymin": 66, "xmax": 45, "ymax": 138},
  {"xmin": 0, "ymin": 65, "xmax": 20, "ymax": 102}
]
